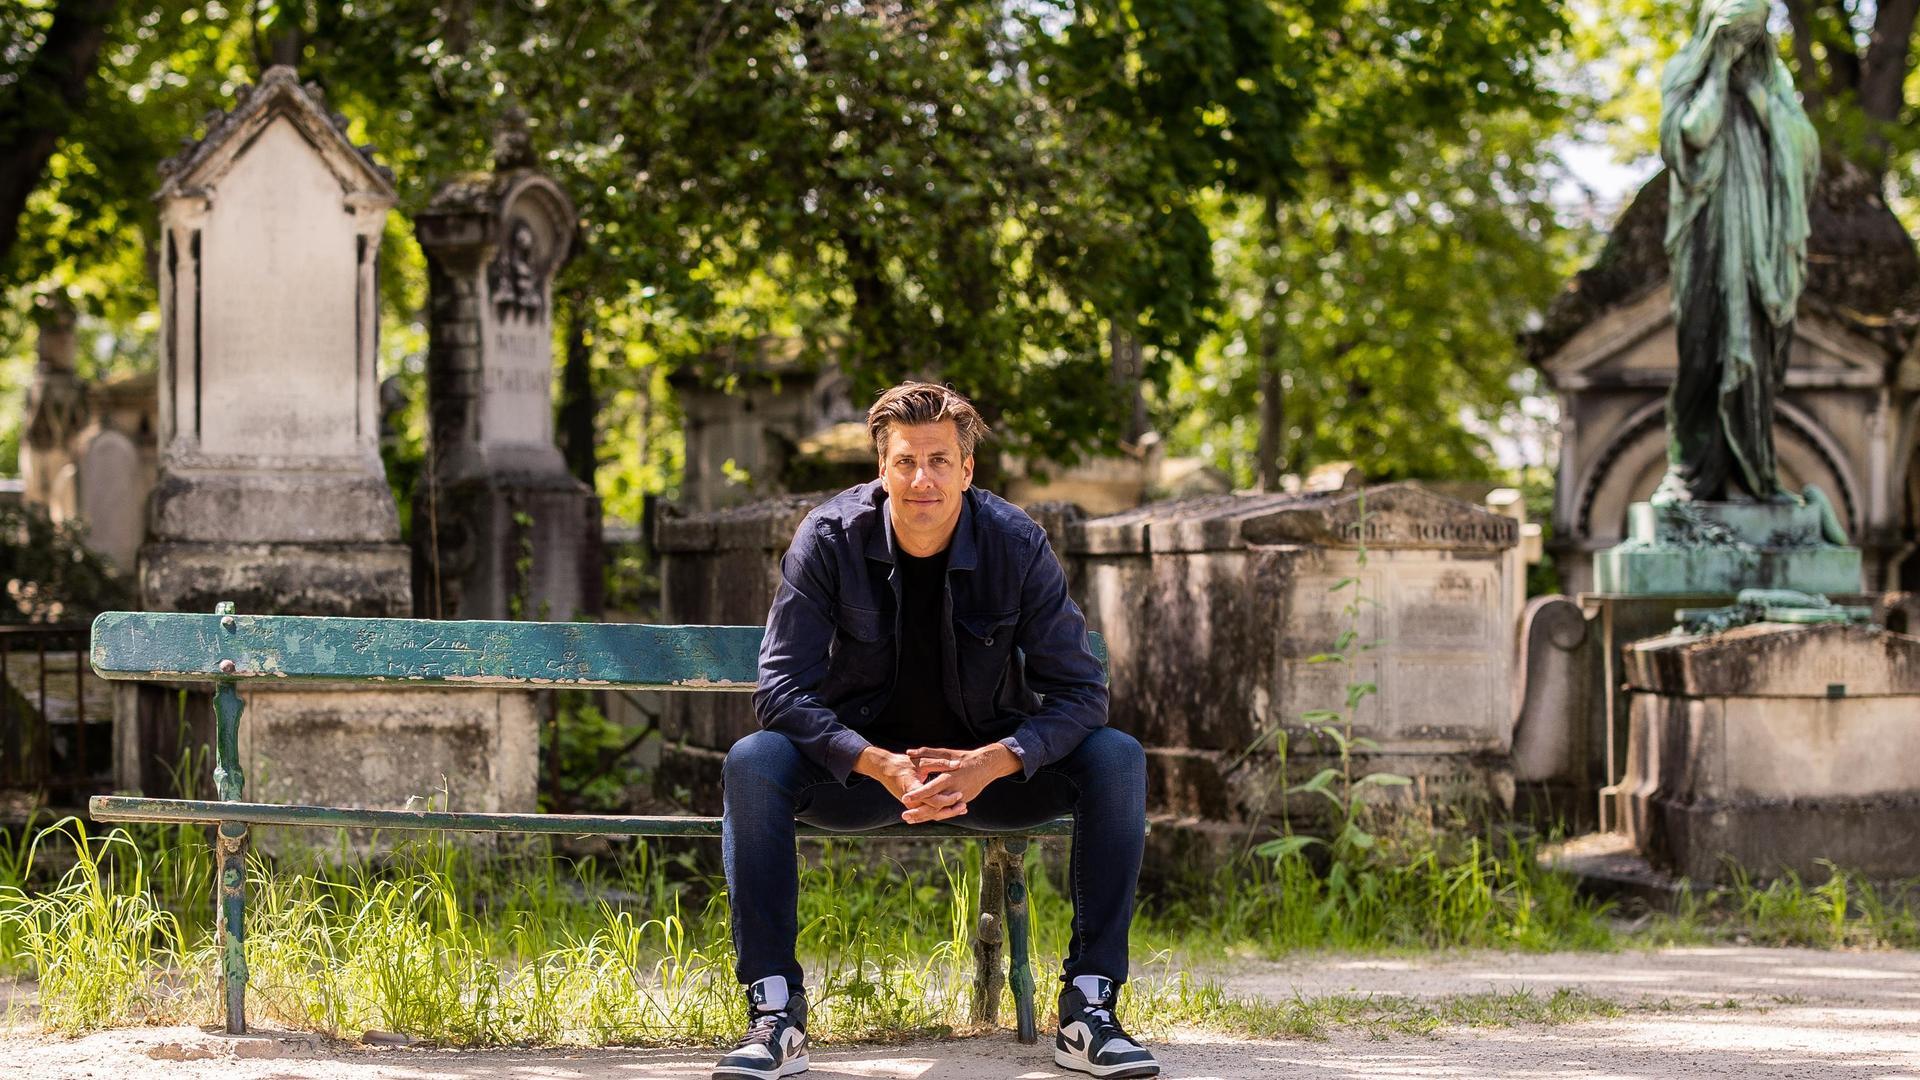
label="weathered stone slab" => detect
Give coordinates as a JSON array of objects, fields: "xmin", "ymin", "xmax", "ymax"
[
  {"xmin": 138, "ymin": 542, "xmax": 411, "ymax": 619},
  {"xmin": 1073, "ymin": 483, "xmax": 1520, "ymax": 824},
  {"xmin": 1619, "ymin": 622, "xmax": 1920, "ymax": 880},
  {"xmin": 233, "ymin": 684, "xmax": 537, "ymax": 850},
  {"xmin": 1240, "ymin": 483, "xmax": 1520, "ymax": 551},
  {"xmin": 1625, "ymin": 622, "xmax": 1920, "ymax": 698}
]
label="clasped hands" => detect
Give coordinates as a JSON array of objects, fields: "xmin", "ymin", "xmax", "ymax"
[{"xmin": 854, "ymin": 742, "xmax": 1022, "ymax": 824}]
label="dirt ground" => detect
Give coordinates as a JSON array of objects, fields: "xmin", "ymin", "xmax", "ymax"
[{"xmin": 4, "ymin": 946, "xmax": 1918, "ymax": 1079}]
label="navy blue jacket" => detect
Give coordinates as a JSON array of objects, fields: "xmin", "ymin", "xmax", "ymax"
[{"xmin": 753, "ymin": 480, "xmax": 1108, "ymax": 783}]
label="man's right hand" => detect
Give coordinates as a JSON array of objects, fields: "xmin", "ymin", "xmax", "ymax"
[{"xmin": 853, "ymin": 746, "xmax": 968, "ymax": 824}]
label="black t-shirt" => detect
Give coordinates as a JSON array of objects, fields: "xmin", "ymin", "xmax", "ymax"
[{"xmin": 864, "ymin": 547, "xmax": 975, "ymax": 752}]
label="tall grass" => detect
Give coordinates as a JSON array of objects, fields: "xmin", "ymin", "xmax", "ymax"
[
  {"xmin": 0, "ymin": 819, "xmax": 202, "ymax": 1032},
  {"xmin": 1151, "ymin": 828, "xmax": 1614, "ymax": 955},
  {"xmin": 8, "ymin": 814, "xmax": 1908, "ymax": 1045}
]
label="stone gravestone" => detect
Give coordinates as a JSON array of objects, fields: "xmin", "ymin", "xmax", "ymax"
[
  {"xmin": 1068, "ymin": 484, "xmax": 1519, "ymax": 864},
  {"xmin": 141, "ymin": 66, "xmax": 409, "ymax": 616},
  {"xmin": 22, "ymin": 295, "xmax": 87, "ymax": 530},
  {"xmin": 126, "ymin": 68, "xmax": 535, "ymax": 827},
  {"xmin": 77, "ymin": 430, "xmax": 144, "ymax": 570},
  {"xmin": 413, "ymin": 112, "xmax": 600, "ymax": 621}
]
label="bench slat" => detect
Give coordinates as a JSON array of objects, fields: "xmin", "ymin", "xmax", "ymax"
[
  {"xmin": 88, "ymin": 795, "xmax": 1076, "ymax": 838},
  {"xmin": 90, "ymin": 612, "xmax": 766, "ymax": 689},
  {"xmin": 89, "ymin": 612, "xmax": 1108, "ymax": 689}
]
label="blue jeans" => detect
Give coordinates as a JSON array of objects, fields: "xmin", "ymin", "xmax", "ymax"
[{"xmin": 722, "ymin": 726, "xmax": 1148, "ymax": 998}]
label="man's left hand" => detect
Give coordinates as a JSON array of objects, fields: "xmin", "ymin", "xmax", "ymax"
[{"xmin": 900, "ymin": 743, "xmax": 1022, "ymax": 821}]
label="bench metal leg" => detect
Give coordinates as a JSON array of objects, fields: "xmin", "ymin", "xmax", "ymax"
[
  {"xmin": 1003, "ymin": 838, "xmax": 1037, "ymax": 1044},
  {"xmin": 972, "ymin": 840, "xmax": 1007, "ymax": 1027},
  {"xmin": 210, "ymin": 612, "xmax": 249, "ymax": 1035},
  {"xmin": 216, "ymin": 818, "xmax": 249, "ymax": 1034}
]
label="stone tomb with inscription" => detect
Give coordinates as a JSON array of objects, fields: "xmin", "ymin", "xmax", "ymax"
[
  {"xmin": 1618, "ymin": 622, "xmax": 1920, "ymax": 881},
  {"xmin": 413, "ymin": 115, "xmax": 599, "ymax": 622},
  {"xmin": 141, "ymin": 67, "xmax": 410, "ymax": 617},
  {"xmin": 1068, "ymin": 484, "xmax": 1520, "ymax": 852},
  {"xmin": 121, "ymin": 70, "xmax": 535, "ymax": 826}
]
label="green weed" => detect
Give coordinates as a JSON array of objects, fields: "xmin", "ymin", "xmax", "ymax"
[{"xmin": 1643, "ymin": 861, "xmax": 1920, "ymax": 949}]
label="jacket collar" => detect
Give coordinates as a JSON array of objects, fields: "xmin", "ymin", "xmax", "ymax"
[{"xmin": 864, "ymin": 481, "xmax": 978, "ymax": 572}]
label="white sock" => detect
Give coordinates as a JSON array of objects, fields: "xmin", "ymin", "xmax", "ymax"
[
  {"xmin": 1073, "ymin": 974, "xmax": 1113, "ymax": 1005},
  {"xmin": 748, "ymin": 974, "xmax": 790, "ymax": 1012}
]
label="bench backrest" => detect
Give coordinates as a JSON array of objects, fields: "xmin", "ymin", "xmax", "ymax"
[{"xmin": 88, "ymin": 612, "xmax": 1108, "ymax": 689}]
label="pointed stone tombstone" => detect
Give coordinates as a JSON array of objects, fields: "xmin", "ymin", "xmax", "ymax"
[
  {"xmin": 140, "ymin": 66, "xmax": 409, "ymax": 616},
  {"xmin": 413, "ymin": 110, "xmax": 600, "ymax": 621}
]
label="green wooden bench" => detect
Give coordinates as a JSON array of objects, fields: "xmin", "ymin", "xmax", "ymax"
[{"xmin": 87, "ymin": 604, "xmax": 1111, "ymax": 1044}]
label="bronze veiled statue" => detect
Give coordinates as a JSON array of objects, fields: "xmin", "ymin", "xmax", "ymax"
[{"xmin": 1655, "ymin": 0, "xmax": 1819, "ymax": 505}]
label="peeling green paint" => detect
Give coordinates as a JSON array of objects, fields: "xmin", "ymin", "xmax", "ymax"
[
  {"xmin": 1001, "ymin": 839, "xmax": 1038, "ymax": 1044},
  {"xmin": 212, "ymin": 681, "xmax": 244, "ymax": 803},
  {"xmin": 88, "ymin": 612, "xmax": 1108, "ymax": 689}
]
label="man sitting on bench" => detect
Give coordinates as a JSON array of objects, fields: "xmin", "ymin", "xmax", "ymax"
[{"xmin": 713, "ymin": 382, "xmax": 1156, "ymax": 1080}]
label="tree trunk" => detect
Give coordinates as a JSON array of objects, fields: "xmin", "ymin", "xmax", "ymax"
[
  {"xmin": 557, "ymin": 292, "xmax": 598, "ymax": 488},
  {"xmin": 0, "ymin": 0, "xmax": 115, "ymax": 275},
  {"xmin": 1860, "ymin": 0, "xmax": 1919, "ymax": 125},
  {"xmin": 1256, "ymin": 190, "xmax": 1286, "ymax": 492},
  {"xmin": 1782, "ymin": 0, "xmax": 1825, "ymax": 108}
]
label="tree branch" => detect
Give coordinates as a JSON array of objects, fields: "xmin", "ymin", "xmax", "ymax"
[{"xmin": 0, "ymin": 0, "xmax": 115, "ymax": 275}]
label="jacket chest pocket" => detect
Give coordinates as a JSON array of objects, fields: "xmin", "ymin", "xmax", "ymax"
[
  {"xmin": 824, "ymin": 604, "xmax": 889, "ymax": 695},
  {"xmin": 832, "ymin": 604, "xmax": 887, "ymax": 652},
  {"xmin": 955, "ymin": 609, "xmax": 1018, "ymax": 712}
]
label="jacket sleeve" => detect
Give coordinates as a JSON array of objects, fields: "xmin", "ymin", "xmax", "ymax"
[
  {"xmin": 752, "ymin": 520, "xmax": 874, "ymax": 784},
  {"xmin": 1004, "ymin": 536, "xmax": 1110, "ymax": 778}
]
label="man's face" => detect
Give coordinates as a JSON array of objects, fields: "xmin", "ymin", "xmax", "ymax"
[{"xmin": 879, "ymin": 419, "xmax": 974, "ymax": 554}]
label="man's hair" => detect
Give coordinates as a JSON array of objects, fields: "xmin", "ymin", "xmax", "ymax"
[{"xmin": 867, "ymin": 381, "xmax": 991, "ymax": 463}]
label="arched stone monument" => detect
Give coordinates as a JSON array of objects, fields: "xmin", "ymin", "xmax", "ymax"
[
  {"xmin": 139, "ymin": 66, "xmax": 410, "ymax": 617},
  {"xmin": 413, "ymin": 111, "xmax": 601, "ymax": 621},
  {"xmin": 120, "ymin": 69, "xmax": 535, "ymax": 830}
]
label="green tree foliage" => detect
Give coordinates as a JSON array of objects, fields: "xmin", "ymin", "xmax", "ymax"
[
  {"xmin": 1159, "ymin": 1, "xmax": 1574, "ymax": 485},
  {"xmin": 4, "ymin": 0, "xmax": 1583, "ymax": 508},
  {"xmin": 0, "ymin": 501, "xmax": 131, "ymax": 622}
]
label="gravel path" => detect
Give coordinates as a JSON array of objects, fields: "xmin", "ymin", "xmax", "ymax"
[{"xmin": 3, "ymin": 947, "xmax": 1917, "ymax": 1079}]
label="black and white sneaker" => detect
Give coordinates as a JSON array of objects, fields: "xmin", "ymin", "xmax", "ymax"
[
  {"xmin": 713, "ymin": 976, "xmax": 810, "ymax": 1080},
  {"xmin": 1055, "ymin": 975, "xmax": 1159, "ymax": 1078}
]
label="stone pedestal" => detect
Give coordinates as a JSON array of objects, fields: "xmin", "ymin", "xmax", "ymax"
[
  {"xmin": 1069, "ymin": 484, "xmax": 1520, "ymax": 836},
  {"xmin": 1618, "ymin": 623, "xmax": 1920, "ymax": 881},
  {"xmin": 413, "ymin": 116, "xmax": 599, "ymax": 622},
  {"xmin": 138, "ymin": 67, "xmax": 409, "ymax": 618},
  {"xmin": 1595, "ymin": 499, "xmax": 1861, "ymax": 596},
  {"xmin": 236, "ymin": 685, "xmax": 537, "ymax": 808}
]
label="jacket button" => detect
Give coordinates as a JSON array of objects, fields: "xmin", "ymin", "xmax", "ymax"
[
  {"xmin": 860, "ymin": 706, "xmax": 870, "ymax": 716},
  {"xmin": 984, "ymin": 637, "xmax": 994, "ymax": 646}
]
